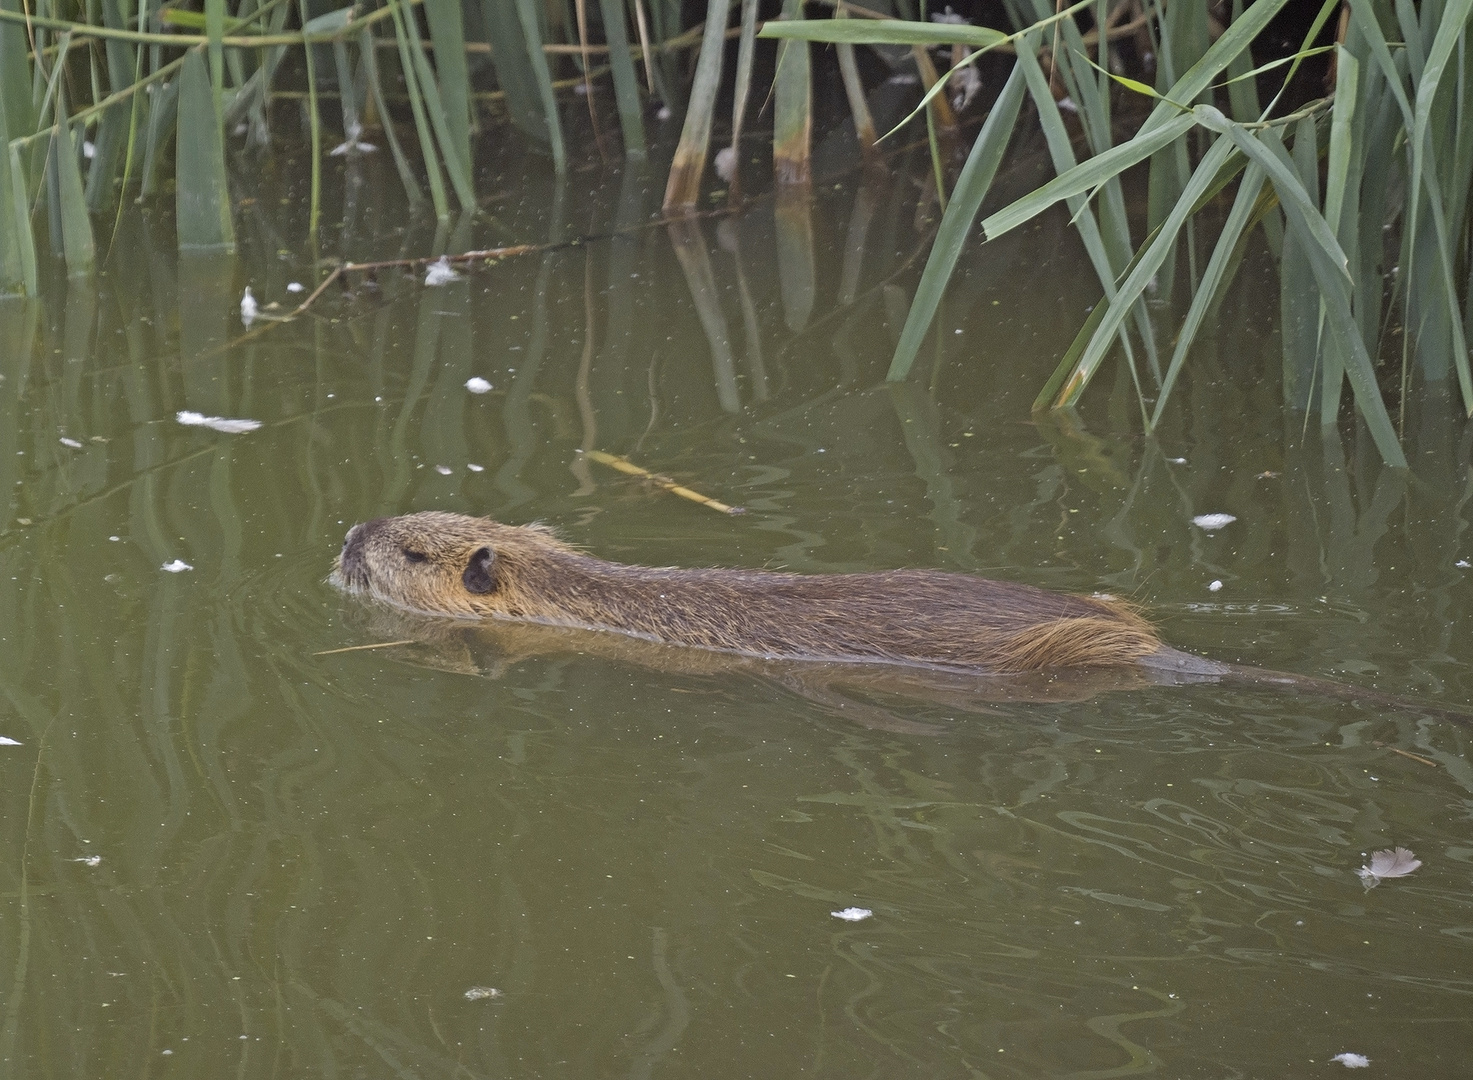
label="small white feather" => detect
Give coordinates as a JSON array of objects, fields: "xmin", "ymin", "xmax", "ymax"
[
  {"xmin": 424, "ymin": 257, "xmax": 460, "ymax": 286},
  {"xmin": 1192, "ymin": 513, "xmax": 1236, "ymax": 531},
  {"xmin": 1358, "ymin": 847, "xmax": 1421, "ymax": 887},
  {"xmin": 177, "ymin": 411, "xmax": 262, "ymax": 434}
]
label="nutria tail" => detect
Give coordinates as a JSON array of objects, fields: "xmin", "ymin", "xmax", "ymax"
[
  {"xmin": 1219, "ymin": 663, "xmax": 1473, "ymax": 726},
  {"xmin": 1139, "ymin": 649, "xmax": 1473, "ymax": 725}
]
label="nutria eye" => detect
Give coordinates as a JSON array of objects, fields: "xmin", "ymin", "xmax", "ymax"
[{"xmin": 404, "ymin": 549, "xmax": 428, "ymax": 564}]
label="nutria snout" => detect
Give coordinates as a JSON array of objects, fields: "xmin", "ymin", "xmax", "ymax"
[{"xmin": 330, "ymin": 511, "xmax": 1224, "ymax": 675}]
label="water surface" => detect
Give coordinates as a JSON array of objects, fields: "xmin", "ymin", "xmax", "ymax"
[{"xmin": 2, "ymin": 139, "xmax": 1472, "ymax": 1079}]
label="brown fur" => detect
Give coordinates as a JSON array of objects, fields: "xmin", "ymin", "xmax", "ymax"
[{"xmin": 332, "ymin": 512, "xmax": 1171, "ymax": 674}]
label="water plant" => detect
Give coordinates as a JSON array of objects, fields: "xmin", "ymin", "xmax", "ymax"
[{"xmin": 1, "ymin": 0, "xmax": 1469, "ymax": 466}]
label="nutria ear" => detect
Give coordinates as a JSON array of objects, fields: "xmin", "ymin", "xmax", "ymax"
[{"xmin": 462, "ymin": 546, "xmax": 497, "ymax": 594}]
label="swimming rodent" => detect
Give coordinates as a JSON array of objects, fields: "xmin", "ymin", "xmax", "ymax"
[{"xmin": 331, "ymin": 511, "xmax": 1468, "ymax": 720}]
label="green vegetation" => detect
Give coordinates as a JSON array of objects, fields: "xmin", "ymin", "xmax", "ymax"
[
  {"xmin": 766, "ymin": 0, "xmax": 1473, "ymax": 468},
  {"xmin": 0, "ymin": 0, "xmax": 1470, "ymax": 466}
]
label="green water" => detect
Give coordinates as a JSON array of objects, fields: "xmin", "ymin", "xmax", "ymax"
[{"xmin": 2, "ymin": 151, "xmax": 1472, "ymax": 1079}]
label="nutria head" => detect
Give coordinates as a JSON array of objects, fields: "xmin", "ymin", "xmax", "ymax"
[{"xmin": 332, "ymin": 511, "xmax": 575, "ymax": 618}]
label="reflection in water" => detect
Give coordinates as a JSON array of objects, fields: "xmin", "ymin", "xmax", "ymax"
[
  {"xmin": 0, "ymin": 300, "xmax": 39, "ymax": 525},
  {"xmin": 1, "ymin": 153, "xmax": 1471, "ymax": 1080},
  {"xmin": 667, "ymin": 220, "xmax": 740, "ymax": 414},
  {"xmin": 497, "ymin": 182, "xmax": 568, "ymax": 511},
  {"xmin": 715, "ymin": 217, "xmax": 769, "ymax": 403},
  {"xmin": 837, "ymin": 175, "xmax": 881, "ymax": 308},
  {"xmin": 773, "ymin": 191, "xmax": 815, "ymax": 333}
]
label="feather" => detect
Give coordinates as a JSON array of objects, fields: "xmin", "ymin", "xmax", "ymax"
[{"xmin": 1357, "ymin": 847, "xmax": 1421, "ymax": 888}]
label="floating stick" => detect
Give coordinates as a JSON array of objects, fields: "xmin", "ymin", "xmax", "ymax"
[
  {"xmin": 314, "ymin": 640, "xmax": 417, "ymax": 656},
  {"xmin": 1373, "ymin": 742, "xmax": 1439, "ymax": 767},
  {"xmin": 584, "ymin": 450, "xmax": 745, "ymax": 515}
]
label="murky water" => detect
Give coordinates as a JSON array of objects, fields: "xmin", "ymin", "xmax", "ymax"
[{"xmin": 3, "ymin": 135, "xmax": 1472, "ymax": 1079}]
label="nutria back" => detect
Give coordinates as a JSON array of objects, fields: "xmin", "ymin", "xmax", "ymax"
[{"xmin": 332, "ymin": 512, "xmax": 1181, "ymax": 674}]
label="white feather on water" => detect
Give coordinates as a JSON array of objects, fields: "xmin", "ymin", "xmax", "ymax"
[
  {"xmin": 425, "ymin": 257, "xmax": 460, "ymax": 286},
  {"xmin": 178, "ymin": 411, "xmax": 262, "ymax": 434},
  {"xmin": 1357, "ymin": 847, "xmax": 1421, "ymax": 888},
  {"xmin": 1192, "ymin": 513, "xmax": 1236, "ymax": 530}
]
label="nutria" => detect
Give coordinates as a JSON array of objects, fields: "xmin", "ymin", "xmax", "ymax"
[
  {"xmin": 332, "ymin": 511, "xmax": 1234, "ymax": 677},
  {"xmin": 329, "ymin": 512, "xmax": 1473, "ymax": 727}
]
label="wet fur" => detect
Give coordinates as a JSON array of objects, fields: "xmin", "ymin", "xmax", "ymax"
[{"xmin": 333, "ymin": 512, "xmax": 1171, "ymax": 675}]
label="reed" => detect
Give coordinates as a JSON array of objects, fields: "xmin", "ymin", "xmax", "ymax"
[
  {"xmin": 0, "ymin": 0, "xmax": 1468, "ymax": 468},
  {"xmin": 766, "ymin": 0, "xmax": 1473, "ymax": 467}
]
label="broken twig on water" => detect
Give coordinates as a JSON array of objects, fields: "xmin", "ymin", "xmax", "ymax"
[
  {"xmin": 584, "ymin": 450, "xmax": 745, "ymax": 515},
  {"xmin": 204, "ymin": 244, "xmax": 542, "ymax": 357},
  {"xmin": 314, "ymin": 639, "xmax": 418, "ymax": 656},
  {"xmin": 1373, "ymin": 742, "xmax": 1439, "ymax": 767}
]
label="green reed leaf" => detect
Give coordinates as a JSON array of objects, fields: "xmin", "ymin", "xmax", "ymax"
[
  {"xmin": 1014, "ymin": 32, "xmax": 1155, "ymax": 405},
  {"xmin": 141, "ymin": 77, "xmax": 180, "ymax": 198},
  {"xmin": 1347, "ymin": 0, "xmax": 1413, "ymax": 126},
  {"xmin": 1194, "ymin": 105, "xmax": 1349, "ymax": 280},
  {"xmin": 1253, "ymin": 120, "xmax": 1406, "ymax": 466},
  {"xmin": 175, "ymin": 49, "xmax": 235, "ymax": 250},
  {"xmin": 1318, "ymin": 51, "xmax": 1362, "ymax": 421},
  {"xmin": 0, "ymin": 0, "xmax": 32, "ymax": 139},
  {"xmin": 52, "ymin": 85, "xmax": 96, "ymax": 275},
  {"xmin": 1056, "ymin": 136, "xmax": 1236, "ymax": 408},
  {"xmin": 1015, "ymin": 0, "xmax": 1133, "ymax": 268},
  {"xmin": 772, "ymin": 0, "xmax": 811, "ymax": 187},
  {"xmin": 1140, "ymin": 0, "xmax": 1289, "ymax": 136},
  {"xmin": 6, "ymin": 145, "xmax": 38, "ymax": 295},
  {"xmin": 1405, "ymin": 0, "xmax": 1473, "ymax": 411},
  {"xmin": 422, "ymin": 0, "xmax": 473, "ymax": 181},
  {"xmin": 401, "ymin": 3, "xmax": 475, "ymax": 210},
  {"xmin": 887, "ymin": 62, "xmax": 1026, "ymax": 382},
  {"xmin": 981, "ymin": 113, "xmax": 1194, "ymax": 241},
  {"xmin": 1216, "ymin": 45, "xmax": 1336, "ymax": 89},
  {"xmin": 599, "ymin": 0, "xmax": 645, "ymax": 156},
  {"xmin": 726, "ymin": 0, "xmax": 761, "ymax": 179},
  {"xmin": 1149, "ymin": 161, "xmax": 1267, "ymax": 430},
  {"xmin": 205, "ymin": 0, "xmax": 225, "ymax": 118},
  {"xmin": 387, "ymin": 0, "xmax": 448, "ymax": 218},
  {"xmin": 481, "ymin": 0, "xmax": 549, "ymax": 145},
  {"xmin": 833, "ymin": 4, "xmax": 875, "ymax": 159},
  {"xmin": 300, "ymin": 5, "xmax": 355, "ymax": 33},
  {"xmin": 663, "ymin": 0, "xmax": 727, "ymax": 209},
  {"xmin": 84, "ymin": 102, "xmax": 128, "ymax": 211},
  {"xmin": 358, "ymin": 28, "xmax": 422, "ymax": 206},
  {"xmin": 514, "ymin": 0, "xmax": 566, "ymax": 174},
  {"xmin": 758, "ymin": 17, "xmax": 1006, "ymax": 49},
  {"xmin": 1323, "ymin": 48, "xmax": 1358, "ymax": 235},
  {"xmin": 0, "ymin": 101, "xmax": 31, "ymax": 295}
]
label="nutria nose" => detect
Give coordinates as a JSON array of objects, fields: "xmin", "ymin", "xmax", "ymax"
[{"xmin": 340, "ymin": 517, "xmax": 388, "ymax": 578}]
